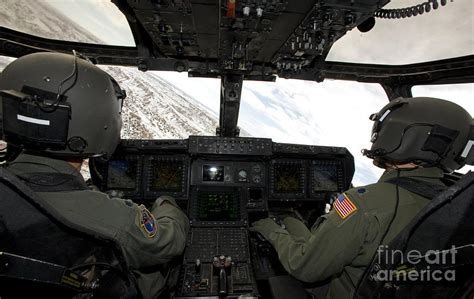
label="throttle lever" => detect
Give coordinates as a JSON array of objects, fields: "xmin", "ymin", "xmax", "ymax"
[
  {"xmin": 212, "ymin": 255, "xmax": 232, "ymax": 297},
  {"xmin": 218, "ymin": 267, "xmax": 227, "ymax": 296}
]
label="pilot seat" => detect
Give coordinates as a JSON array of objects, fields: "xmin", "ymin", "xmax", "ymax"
[
  {"xmin": 355, "ymin": 171, "xmax": 474, "ymax": 298},
  {"xmin": 0, "ymin": 167, "xmax": 139, "ymax": 298}
]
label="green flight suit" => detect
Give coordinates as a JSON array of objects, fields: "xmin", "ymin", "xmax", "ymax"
[
  {"xmin": 252, "ymin": 167, "xmax": 445, "ymax": 299},
  {"xmin": 5, "ymin": 153, "xmax": 190, "ymax": 299}
]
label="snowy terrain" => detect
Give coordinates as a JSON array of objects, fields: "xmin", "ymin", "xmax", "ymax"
[
  {"xmin": 104, "ymin": 66, "xmax": 218, "ymax": 139},
  {"xmin": 0, "ymin": 1, "xmax": 101, "ymax": 44}
]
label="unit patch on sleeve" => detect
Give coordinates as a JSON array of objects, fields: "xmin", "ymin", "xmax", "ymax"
[
  {"xmin": 137, "ymin": 204, "xmax": 157, "ymax": 238},
  {"xmin": 333, "ymin": 193, "xmax": 357, "ymax": 220}
]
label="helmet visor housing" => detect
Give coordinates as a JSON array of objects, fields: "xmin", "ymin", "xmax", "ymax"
[{"xmin": 366, "ymin": 97, "xmax": 472, "ymax": 172}]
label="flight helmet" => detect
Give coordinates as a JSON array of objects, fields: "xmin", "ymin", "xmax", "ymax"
[
  {"xmin": 363, "ymin": 97, "xmax": 474, "ymax": 172},
  {"xmin": 0, "ymin": 52, "xmax": 125, "ymax": 159}
]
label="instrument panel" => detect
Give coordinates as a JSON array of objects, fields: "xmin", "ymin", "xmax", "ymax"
[
  {"xmin": 90, "ymin": 136, "xmax": 354, "ymax": 298},
  {"xmin": 91, "ymin": 136, "xmax": 353, "ymax": 203}
]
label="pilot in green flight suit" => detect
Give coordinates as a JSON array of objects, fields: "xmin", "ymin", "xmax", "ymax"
[
  {"xmin": 0, "ymin": 52, "xmax": 189, "ymax": 299},
  {"xmin": 252, "ymin": 97, "xmax": 473, "ymax": 298}
]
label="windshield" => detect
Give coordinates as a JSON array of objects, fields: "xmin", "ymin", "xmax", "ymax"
[
  {"xmin": 0, "ymin": 0, "xmax": 473, "ymax": 185},
  {"xmin": 155, "ymin": 73, "xmax": 474, "ymax": 184},
  {"xmin": 0, "ymin": 0, "xmax": 134, "ymax": 46}
]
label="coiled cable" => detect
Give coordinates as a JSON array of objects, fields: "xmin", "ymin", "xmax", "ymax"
[{"xmin": 374, "ymin": 0, "xmax": 451, "ymax": 19}]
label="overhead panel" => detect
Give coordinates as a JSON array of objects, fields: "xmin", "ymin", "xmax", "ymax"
[{"xmin": 122, "ymin": 0, "xmax": 389, "ymax": 78}]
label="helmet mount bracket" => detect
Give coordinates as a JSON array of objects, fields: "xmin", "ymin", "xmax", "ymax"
[{"xmin": 1, "ymin": 90, "xmax": 71, "ymax": 151}]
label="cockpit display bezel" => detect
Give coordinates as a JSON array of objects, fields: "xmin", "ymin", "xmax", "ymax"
[
  {"xmin": 310, "ymin": 160, "xmax": 343, "ymax": 195},
  {"xmin": 189, "ymin": 186, "xmax": 246, "ymax": 226},
  {"xmin": 104, "ymin": 155, "xmax": 142, "ymax": 198},
  {"xmin": 269, "ymin": 159, "xmax": 306, "ymax": 199}
]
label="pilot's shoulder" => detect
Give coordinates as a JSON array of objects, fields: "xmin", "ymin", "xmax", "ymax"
[
  {"xmin": 345, "ymin": 182, "xmax": 380, "ymax": 198},
  {"xmin": 74, "ymin": 188, "xmax": 137, "ymax": 210},
  {"xmin": 344, "ymin": 181, "xmax": 394, "ymax": 211},
  {"xmin": 352, "ymin": 177, "xmax": 399, "ymax": 194}
]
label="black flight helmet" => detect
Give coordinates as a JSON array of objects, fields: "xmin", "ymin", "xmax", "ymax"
[
  {"xmin": 0, "ymin": 52, "xmax": 125, "ymax": 159},
  {"xmin": 363, "ymin": 97, "xmax": 474, "ymax": 172}
]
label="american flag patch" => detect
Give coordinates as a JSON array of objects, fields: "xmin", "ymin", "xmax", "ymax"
[{"xmin": 334, "ymin": 193, "xmax": 357, "ymax": 219}]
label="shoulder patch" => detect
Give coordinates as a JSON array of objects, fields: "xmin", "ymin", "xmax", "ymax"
[
  {"xmin": 333, "ymin": 193, "xmax": 357, "ymax": 220},
  {"xmin": 137, "ymin": 204, "xmax": 157, "ymax": 238}
]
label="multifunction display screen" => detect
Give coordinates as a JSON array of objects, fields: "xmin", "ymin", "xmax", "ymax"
[
  {"xmin": 273, "ymin": 163, "xmax": 303, "ymax": 193},
  {"xmin": 151, "ymin": 160, "xmax": 184, "ymax": 192},
  {"xmin": 197, "ymin": 192, "xmax": 239, "ymax": 221},
  {"xmin": 107, "ymin": 159, "xmax": 138, "ymax": 190},
  {"xmin": 312, "ymin": 164, "xmax": 338, "ymax": 191},
  {"xmin": 203, "ymin": 165, "xmax": 224, "ymax": 182}
]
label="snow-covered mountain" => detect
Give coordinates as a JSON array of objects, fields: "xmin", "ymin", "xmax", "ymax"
[
  {"xmin": 0, "ymin": 0, "xmax": 219, "ymax": 140},
  {"xmin": 0, "ymin": 1, "xmax": 101, "ymax": 44},
  {"xmin": 104, "ymin": 66, "xmax": 218, "ymax": 138}
]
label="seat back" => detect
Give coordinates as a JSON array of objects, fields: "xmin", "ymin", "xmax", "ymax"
[
  {"xmin": 0, "ymin": 167, "xmax": 139, "ymax": 298},
  {"xmin": 355, "ymin": 172, "xmax": 474, "ymax": 298}
]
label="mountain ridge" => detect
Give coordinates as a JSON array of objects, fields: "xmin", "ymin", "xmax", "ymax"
[{"xmin": 0, "ymin": 1, "xmax": 102, "ymax": 44}]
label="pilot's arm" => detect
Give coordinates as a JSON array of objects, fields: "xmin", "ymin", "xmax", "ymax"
[
  {"xmin": 251, "ymin": 192, "xmax": 370, "ymax": 282},
  {"xmin": 117, "ymin": 195, "xmax": 189, "ymax": 268}
]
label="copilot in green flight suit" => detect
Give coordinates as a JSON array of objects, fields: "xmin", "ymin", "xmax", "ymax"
[
  {"xmin": 252, "ymin": 167, "xmax": 445, "ymax": 298},
  {"xmin": 5, "ymin": 153, "xmax": 190, "ymax": 299}
]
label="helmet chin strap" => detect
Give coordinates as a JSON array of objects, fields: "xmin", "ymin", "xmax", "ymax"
[
  {"xmin": 362, "ymin": 149, "xmax": 420, "ymax": 170},
  {"xmin": 67, "ymin": 160, "xmax": 84, "ymax": 172},
  {"xmin": 386, "ymin": 162, "xmax": 419, "ymax": 170}
]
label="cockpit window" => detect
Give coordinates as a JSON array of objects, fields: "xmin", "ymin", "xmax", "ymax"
[
  {"xmin": 157, "ymin": 73, "xmax": 388, "ymax": 185},
  {"xmin": 327, "ymin": 0, "xmax": 473, "ymax": 64},
  {"xmin": 0, "ymin": 0, "xmax": 135, "ymax": 46},
  {"xmin": 112, "ymin": 68, "xmax": 220, "ymax": 139},
  {"xmin": 412, "ymin": 84, "xmax": 474, "ymax": 113},
  {"xmin": 239, "ymin": 79, "xmax": 387, "ymax": 186}
]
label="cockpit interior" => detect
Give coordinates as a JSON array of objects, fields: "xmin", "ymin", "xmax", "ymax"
[
  {"xmin": 0, "ymin": 0, "xmax": 473, "ymax": 298},
  {"xmin": 87, "ymin": 136, "xmax": 353, "ymax": 297}
]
